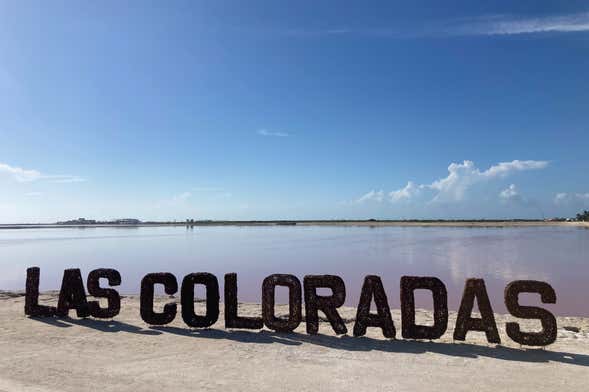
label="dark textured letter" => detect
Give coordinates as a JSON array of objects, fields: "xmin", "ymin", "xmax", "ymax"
[
  {"xmin": 87, "ymin": 269, "xmax": 121, "ymax": 319},
  {"xmin": 24, "ymin": 267, "xmax": 56, "ymax": 317},
  {"xmin": 57, "ymin": 268, "xmax": 90, "ymax": 317},
  {"xmin": 224, "ymin": 273, "xmax": 263, "ymax": 329},
  {"xmin": 400, "ymin": 276, "xmax": 448, "ymax": 340},
  {"xmin": 303, "ymin": 275, "xmax": 347, "ymax": 335},
  {"xmin": 140, "ymin": 272, "xmax": 178, "ymax": 325},
  {"xmin": 453, "ymin": 278, "xmax": 500, "ymax": 344},
  {"xmin": 353, "ymin": 275, "xmax": 395, "ymax": 338},
  {"xmin": 505, "ymin": 280, "xmax": 557, "ymax": 346},
  {"xmin": 181, "ymin": 273, "xmax": 220, "ymax": 328},
  {"xmin": 262, "ymin": 274, "xmax": 302, "ymax": 332}
]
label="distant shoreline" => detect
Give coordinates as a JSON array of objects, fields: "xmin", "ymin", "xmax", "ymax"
[{"xmin": 1, "ymin": 220, "xmax": 587, "ymax": 229}]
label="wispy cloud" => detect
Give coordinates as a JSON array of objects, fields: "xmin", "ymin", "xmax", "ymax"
[
  {"xmin": 353, "ymin": 159, "xmax": 548, "ymax": 205},
  {"xmin": 24, "ymin": 191, "xmax": 43, "ymax": 197},
  {"xmin": 457, "ymin": 12, "xmax": 589, "ymax": 36},
  {"xmin": 0, "ymin": 162, "xmax": 42, "ymax": 182},
  {"xmin": 257, "ymin": 129, "xmax": 290, "ymax": 137},
  {"xmin": 0, "ymin": 162, "xmax": 86, "ymax": 183},
  {"xmin": 286, "ymin": 12, "xmax": 589, "ymax": 38},
  {"xmin": 45, "ymin": 176, "xmax": 87, "ymax": 183},
  {"xmin": 554, "ymin": 192, "xmax": 589, "ymax": 205}
]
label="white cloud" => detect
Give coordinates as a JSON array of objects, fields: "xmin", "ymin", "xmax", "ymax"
[
  {"xmin": 499, "ymin": 184, "xmax": 528, "ymax": 205},
  {"xmin": 287, "ymin": 12, "xmax": 589, "ymax": 39},
  {"xmin": 24, "ymin": 192, "xmax": 43, "ymax": 197},
  {"xmin": 429, "ymin": 160, "xmax": 547, "ymax": 203},
  {"xmin": 46, "ymin": 176, "xmax": 87, "ymax": 183},
  {"xmin": 0, "ymin": 163, "xmax": 42, "ymax": 182},
  {"xmin": 499, "ymin": 184, "xmax": 519, "ymax": 199},
  {"xmin": 482, "ymin": 160, "xmax": 549, "ymax": 177},
  {"xmin": 0, "ymin": 162, "xmax": 85, "ymax": 183},
  {"xmin": 459, "ymin": 13, "xmax": 589, "ymax": 36},
  {"xmin": 257, "ymin": 129, "xmax": 290, "ymax": 137},
  {"xmin": 554, "ymin": 192, "xmax": 589, "ymax": 205},
  {"xmin": 357, "ymin": 159, "xmax": 548, "ymax": 205},
  {"xmin": 354, "ymin": 190, "xmax": 384, "ymax": 204},
  {"xmin": 389, "ymin": 181, "xmax": 423, "ymax": 202},
  {"xmin": 429, "ymin": 160, "xmax": 482, "ymax": 202}
]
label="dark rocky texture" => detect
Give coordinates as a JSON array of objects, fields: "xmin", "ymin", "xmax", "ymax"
[
  {"xmin": 24, "ymin": 267, "xmax": 56, "ymax": 317},
  {"xmin": 303, "ymin": 275, "xmax": 347, "ymax": 335},
  {"xmin": 87, "ymin": 268, "xmax": 121, "ymax": 319},
  {"xmin": 400, "ymin": 276, "xmax": 448, "ymax": 340},
  {"xmin": 181, "ymin": 272, "xmax": 220, "ymax": 328},
  {"xmin": 56, "ymin": 268, "xmax": 90, "ymax": 317},
  {"xmin": 505, "ymin": 280, "xmax": 557, "ymax": 346},
  {"xmin": 224, "ymin": 273, "xmax": 263, "ymax": 329},
  {"xmin": 453, "ymin": 278, "xmax": 501, "ymax": 344},
  {"xmin": 140, "ymin": 272, "xmax": 178, "ymax": 325},
  {"xmin": 353, "ymin": 275, "xmax": 396, "ymax": 338},
  {"xmin": 262, "ymin": 274, "xmax": 302, "ymax": 332}
]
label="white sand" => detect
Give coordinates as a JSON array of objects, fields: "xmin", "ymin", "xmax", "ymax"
[{"xmin": 1, "ymin": 292, "xmax": 588, "ymax": 392}]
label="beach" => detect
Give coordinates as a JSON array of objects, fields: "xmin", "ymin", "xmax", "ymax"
[{"xmin": 1, "ymin": 292, "xmax": 588, "ymax": 392}]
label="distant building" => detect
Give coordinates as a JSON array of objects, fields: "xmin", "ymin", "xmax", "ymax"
[
  {"xmin": 113, "ymin": 219, "xmax": 141, "ymax": 225},
  {"xmin": 56, "ymin": 218, "xmax": 141, "ymax": 225},
  {"xmin": 57, "ymin": 218, "xmax": 97, "ymax": 225}
]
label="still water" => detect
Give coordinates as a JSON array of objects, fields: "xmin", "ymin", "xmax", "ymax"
[{"xmin": 1, "ymin": 225, "xmax": 587, "ymax": 316}]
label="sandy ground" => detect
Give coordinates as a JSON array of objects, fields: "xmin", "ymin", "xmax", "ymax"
[{"xmin": 1, "ymin": 292, "xmax": 589, "ymax": 392}]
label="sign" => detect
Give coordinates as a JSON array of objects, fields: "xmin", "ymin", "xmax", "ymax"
[{"xmin": 24, "ymin": 267, "xmax": 557, "ymax": 346}]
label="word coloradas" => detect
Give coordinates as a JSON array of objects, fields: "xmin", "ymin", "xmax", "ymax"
[{"xmin": 24, "ymin": 267, "xmax": 557, "ymax": 346}]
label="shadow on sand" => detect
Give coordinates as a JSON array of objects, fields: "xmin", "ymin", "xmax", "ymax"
[
  {"xmin": 31, "ymin": 316, "xmax": 161, "ymax": 335},
  {"xmin": 30, "ymin": 317, "xmax": 589, "ymax": 367}
]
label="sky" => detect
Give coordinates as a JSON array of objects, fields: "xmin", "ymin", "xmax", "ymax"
[{"xmin": 0, "ymin": 0, "xmax": 588, "ymax": 222}]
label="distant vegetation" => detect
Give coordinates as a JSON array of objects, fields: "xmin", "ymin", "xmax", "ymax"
[{"xmin": 576, "ymin": 210, "xmax": 589, "ymax": 222}]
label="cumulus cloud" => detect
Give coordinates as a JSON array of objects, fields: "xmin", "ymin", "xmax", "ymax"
[
  {"xmin": 354, "ymin": 159, "xmax": 548, "ymax": 205},
  {"xmin": 500, "ymin": 184, "xmax": 518, "ymax": 199},
  {"xmin": 257, "ymin": 129, "xmax": 290, "ymax": 137},
  {"xmin": 499, "ymin": 184, "xmax": 526, "ymax": 204},
  {"xmin": 0, "ymin": 162, "xmax": 85, "ymax": 183},
  {"xmin": 389, "ymin": 181, "xmax": 423, "ymax": 202},
  {"xmin": 428, "ymin": 160, "xmax": 548, "ymax": 203},
  {"xmin": 354, "ymin": 190, "xmax": 384, "ymax": 204}
]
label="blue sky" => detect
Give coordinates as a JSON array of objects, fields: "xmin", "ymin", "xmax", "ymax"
[{"xmin": 1, "ymin": 1, "xmax": 588, "ymax": 222}]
